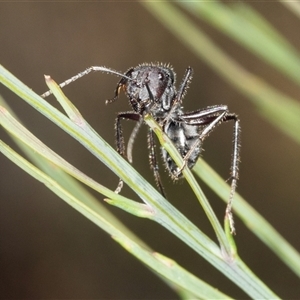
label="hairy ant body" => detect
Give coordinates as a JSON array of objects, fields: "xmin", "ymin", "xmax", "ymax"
[{"xmin": 42, "ymin": 63, "xmax": 241, "ymax": 233}]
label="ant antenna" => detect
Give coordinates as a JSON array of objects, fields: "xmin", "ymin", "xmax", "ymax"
[{"xmin": 41, "ymin": 66, "xmax": 133, "ymax": 98}]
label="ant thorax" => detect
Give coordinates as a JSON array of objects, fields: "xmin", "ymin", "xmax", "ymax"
[{"xmin": 162, "ymin": 118, "xmax": 202, "ymax": 179}]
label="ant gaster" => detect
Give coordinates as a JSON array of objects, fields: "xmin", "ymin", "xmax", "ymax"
[{"xmin": 42, "ymin": 63, "xmax": 241, "ymax": 234}]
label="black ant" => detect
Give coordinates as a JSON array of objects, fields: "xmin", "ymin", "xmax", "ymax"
[{"xmin": 42, "ymin": 63, "xmax": 241, "ymax": 234}]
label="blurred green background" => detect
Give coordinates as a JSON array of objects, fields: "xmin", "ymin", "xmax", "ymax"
[{"xmin": 0, "ymin": 2, "xmax": 299, "ymax": 299}]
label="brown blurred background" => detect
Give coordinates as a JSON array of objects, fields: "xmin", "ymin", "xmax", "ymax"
[{"xmin": 0, "ymin": 2, "xmax": 299, "ymax": 299}]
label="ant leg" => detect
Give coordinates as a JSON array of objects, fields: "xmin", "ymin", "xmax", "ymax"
[
  {"xmin": 223, "ymin": 114, "xmax": 240, "ymax": 234},
  {"xmin": 180, "ymin": 105, "xmax": 228, "ymax": 124},
  {"xmin": 127, "ymin": 117, "xmax": 143, "ymax": 163},
  {"xmin": 115, "ymin": 112, "xmax": 166, "ymax": 198},
  {"xmin": 176, "ymin": 67, "xmax": 193, "ymax": 103},
  {"xmin": 147, "ymin": 129, "xmax": 167, "ymax": 198},
  {"xmin": 197, "ymin": 112, "xmax": 240, "ymax": 234},
  {"xmin": 162, "ymin": 67, "xmax": 193, "ymax": 125},
  {"xmin": 180, "ymin": 106, "xmax": 241, "ymax": 234},
  {"xmin": 114, "ymin": 112, "xmax": 140, "ymax": 194}
]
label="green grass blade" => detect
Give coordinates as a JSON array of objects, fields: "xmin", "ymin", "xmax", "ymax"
[
  {"xmin": 142, "ymin": 2, "xmax": 300, "ymax": 278},
  {"xmin": 0, "ymin": 95, "xmax": 199, "ymax": 298},
  {"xmin": 193, "ymin": 159, "xmax": 300, "ymax": 279},
  {"xmin": 281, "ymin": 1, "xmax": 300, "ymax": 19},
  {"xmin": 0, "ymin": 140, "xmax": 230, "ymax": 299},
  {"xmin": 0, "ymin": 65, "xmax": 279, "ymax": 298},
  {"xmin": 0, "ymin": 94, "xmax": 151, "ymax": 245},
  {"xmin": 180, "ymin": 2, "xmax": 300, "ymax": 86}
]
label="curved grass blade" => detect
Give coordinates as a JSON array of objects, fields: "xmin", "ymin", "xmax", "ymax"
[
  {"xmin": 0, "ymin": 65, "xmax": 279, "ymax": 298},
  {"xmin": 0, "ymin": 140, "xmax": 230, "ymax": 299}
]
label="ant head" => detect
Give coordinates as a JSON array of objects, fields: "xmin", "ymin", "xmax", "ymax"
[{"xmin": 113, "ymin": 63, "xmax": 177, "ymax": 114}]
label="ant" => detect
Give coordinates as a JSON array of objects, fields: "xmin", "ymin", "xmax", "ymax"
[{"xmin": 42, "ymin": 63, "xmax": 241, "ymax": 234}]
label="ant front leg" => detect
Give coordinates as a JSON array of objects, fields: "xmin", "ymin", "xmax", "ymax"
[
  {"xmin": 176, "ymin": 67, "xmax": 193, "ymax": 103},
  {"xmin": 114, "ymin": 112, "xmax": 141, "ymax": 194}
]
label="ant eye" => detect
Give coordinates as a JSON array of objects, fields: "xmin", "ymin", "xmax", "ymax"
[{"xmin": 158, "ymin": 72, "xmax": 164, "ymax": 81}]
